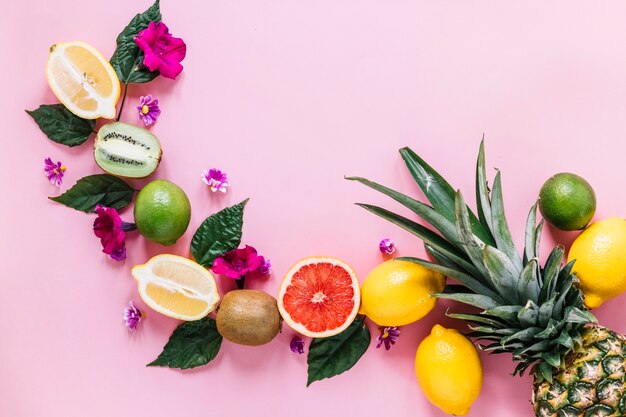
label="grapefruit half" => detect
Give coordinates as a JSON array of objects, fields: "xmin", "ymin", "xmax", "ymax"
[{"xmin": 278, "ymin": 257, "xmax": 360, "ymax": 338}]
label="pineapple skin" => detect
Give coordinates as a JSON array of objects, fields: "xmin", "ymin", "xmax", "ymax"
[{"xmin": 532, "ymin": 325, "xmax": 626, "ymax": 417}]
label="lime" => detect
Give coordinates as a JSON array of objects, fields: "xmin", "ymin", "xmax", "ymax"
[
  {"xmin": 134, "ymin": 180, "xmax": 191, "ymax": 245},
  {"xmin": 538, "ymin": 173, "xmax": 596, "ymax": 231}
]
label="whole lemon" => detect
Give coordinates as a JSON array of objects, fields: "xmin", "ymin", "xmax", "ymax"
[
  {"xmin": 134, "ymin": 180, "xmax": 191, "ymax": 246},
  {"xmin": 415, "ymin": 325, "xmax": 483, "ymax": 416},
  {"xmin": 359, "ymin": 260, "xmax": 445, "ymax": 326},
  {"xmin": 567, "ymin": 217, "xmax": 626, "ymax": 309}
]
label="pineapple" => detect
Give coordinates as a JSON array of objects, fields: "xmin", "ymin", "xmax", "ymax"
[{"xmin": 348, "ymin": 141, "xmax": 625, "ymax": 417}]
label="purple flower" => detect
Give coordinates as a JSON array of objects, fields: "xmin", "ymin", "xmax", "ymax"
[
  {"xmin": 44, "ymin": 157, "xmax": 66, "ymax": 186},
  {"xmin": 93, "ymin": 205, "xmax": 136, "ymax": 261},
  {"xmin": 134, "ymin": 21, "xmax": 186, "ymax": 79},
  {"xmin": 290, "ymin": 336, "xmax": 305, "ymax": 354},
  {"xmin": 202, "ymin": 168, "xmax": 229, "ymax": 193},
  {"xmin": 123, "ymin": 301, "xmax": 145, "ymax": 331},
  {"xmin": 376, "ymin": 326, "xmax": 400, "ymax": 350},
  {"xmin": 258, "ymin": 258, "xmax": 271, "ymax": 275},
  {"xmin": 211, "ymin": 245, "xmax": 265, "ymax": 280},
  {"xmin": 136, "ymin": 95, "xmax": 161, "ymax": 126},
  {"xmin": 379, "ymin": 238, "xmax": 396, "ymax": 255}
]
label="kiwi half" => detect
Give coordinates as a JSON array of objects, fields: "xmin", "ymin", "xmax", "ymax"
[{"xmin": 94, "ymin": 122, "xmax": 162, "ymax": 178}]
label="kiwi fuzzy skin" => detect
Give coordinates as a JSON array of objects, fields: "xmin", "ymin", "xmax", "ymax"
[{"xmin": 215, "ymin": 290, "xmax": 282, "ymax": 346}]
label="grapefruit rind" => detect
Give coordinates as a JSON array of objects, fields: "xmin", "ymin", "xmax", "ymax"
[
  {"xmin": 277, "ymin": 256, "xmax": 361, "ymax": 338},
  {"xmin": 132, "ymin": 254, "xmax": 220, "ymax": 321}
]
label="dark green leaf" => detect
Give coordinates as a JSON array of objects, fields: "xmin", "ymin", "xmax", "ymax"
[
  {"xmin": 148, "ymin": 317, "xmax": 222, "ymax": 369},
  {"xmin": 539, "ymin": 246, "xmax": 564, "ymax": 303},
  {"xmin": 517, "ymin": 259, "xmax": 540, "ymax": 304},
  {"xmin": 307, "ymin": 318, "xmax": 370, "ymax": 386},
  {"xmin": 475, "ymin": 139, "xmax": 494, "ymax": 235},
  {"xmin": 110, "ymin": 0, "xmax": 161, "ymax": 83},
  {"xmin": 49, "ymin": 174, "xmax": 135, "ymax": 212},
  {"xmin": 482, "ymin": 244, "xmax": 520, "ymax": 303},
  {"xmin": 399, "ymin": 146, "xmax": 495, "ymax": 245},
  {"xmin": 500, "ymin": 327, "xmax": 542, "ymax": 345},
  {"xmin": 190, "ymin": 199, "xmax": 248, "ymax": 268},
  {"xmin": 518, "ymin": 300, "xmax": 539, "ymax": 327},
  {"xmin": 490, "ymin": 171, "xmax": 522, "ymax": 272},
  {"xmin": 524, "ymin": 203, "xmax": 538, "ymax": 264},
  {"xmin": 433, "ymin": 292, "xmax": 499, "ymax": 309},
  {"xmin": 484, "ymin": 305, "xmax": 523, "ymax": 322},
  {"xmin": 446, "ymin": 311, "xmax": 505, "ymax": 328},
  {"xmin": 564, "ymin": 307, "xmax": 597, "ymax": 324},
  {"xmin": 453, "ymin": 192, "xmax": 492, "ymax": 282},
  {"xmin": 26, "ymin": 104, "xmax": 94, "ymax": 147}
]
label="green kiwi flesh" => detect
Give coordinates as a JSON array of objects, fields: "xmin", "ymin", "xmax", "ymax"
[{"xmin": 94, "ymin": 122, "xmax": 162, "ymax": 178}]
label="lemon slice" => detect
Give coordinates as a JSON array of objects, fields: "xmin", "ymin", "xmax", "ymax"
[
  {"xmin": 46, "ymin": 41, "xmax": 120, "ymax": 119},
  {"xmin": 132, "ymin": 254, "xmax": 220, "ymax": 321}
]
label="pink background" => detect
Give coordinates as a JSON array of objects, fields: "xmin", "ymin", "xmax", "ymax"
[{"xmin": 2, "ymin": 1, "xmax": 625, "ymax": 416}]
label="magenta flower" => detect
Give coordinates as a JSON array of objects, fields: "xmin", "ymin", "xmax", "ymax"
[
  {"xmin": 136, "ymin": 95, "xmax": 160, "ymax": 126},
  {"xmin": 290, "ymin": 336, "xmax": 305, "ymax": 354},
  {"xmin": 44, "ymin": 157, "xmax": 66, "ymax": 186},
  {"xmin": 134, "ymin": 21, "xmax": 186, "ymax": 79},
  {"xmin": 93, "ymin": 205, "xmax": 136, "ymax": 261},
  {"xmin": 202, "ymin": 168, "xmax": 228, "ymax": 193},
  {"xmin": 258, "ymin": 259, "xmax": 271, "ymax": 275},
  {"xmin": 376, "ymin": 326, "xmax": 400, "ymax": 350},
  {"xmin": 123, "ymin": 301, "xmax": 145, "ymax": 331},
  {"xmin": 379, "ymin": 238, "xmax": 396, "ymax": 255},
  {"xmin": 212, "ymin": 245, "xmax": 265, "ymax": 289}
]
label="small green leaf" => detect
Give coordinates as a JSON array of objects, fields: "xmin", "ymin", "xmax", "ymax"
[
  {"xmin": 26, "ymin": 104, "xmax": 95, "ymax": 147},
  {"xmin": 148, "ymin": 317, "xmax": 222, "ymax": 369},
  {"xmin": 191, "ymin": 199, "xmax": 248, "ymax": 268},
  {"xmin": 307, "ymin": 318, "xmax": 370, "ymax": 386},
  {"xmin": 524, "ymin": 203, "xmax": 539, "ymax": 264},
  {"xmin": 110, "ymin": 0, "xmax": 161, "ymax": 84},
  {"xmin": 490, "ymin": 171, "xmax": 522, "ymax": 273},
  {"xmin": 475, "ymin": 138, "xmax": 494, "ymax": 234},
  {"xmin": 49, "ymin": 174, "xmax": 135, "ymax": 212}
]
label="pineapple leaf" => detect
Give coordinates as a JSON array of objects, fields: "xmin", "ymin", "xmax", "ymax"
[
  {"xmin": 523, "ymin": 203, "xmax": 539, "ymax": 264},
  {"xmin": 500, "ymin": 327, "xmax": 543, "ymax": 345},
  {"xmin": 454, "ymin": 192, "xmax": 493, "ymax": 282},
  {"xmin": 490, "ymin": 171, "xmax": 523, "ymax": 273},
  {"xmin": 543, "ymin": 348, "xmax": 562, "ymax": 368},
  {"xmin": 468, "ymin": 326, "xmax": 516, "ymax": 335},
  {"xmin": 399, "ymin": 256, "xmax": 501, "ymax": 301},
  {"xmin": 433, "ymin": 292, "xmax": 499, "ymax": 309},
  {"xmin": 553, "ymin": 279, "xmax": 575, "ymax": 318},
  {"xmin": 554, "ymin": 329, "xmax": 574, "ymax": 349},
  {"xmin": 483, "ymin": 244, "xmax": 522, "ymax": 303},
  {"xmin": 483, "ymin": 305, "xmax": 523, "ymax": 322},
  {"xmin": 354, "ymin": 204, "xmax": 475, "ymax": 271},
  {"xmin": 424, "ymin": 243, "xmax": 480, "ymax": 276},
  {"xmin": 346, "ymin": 176, "xmax": 462, "ymax": 248},
  {"xmin": 539, "ymin": 246, "xmax": 564, "ymax": 303},
  {"xmin": 564, "ymin": 307, "xmax": 597, "ymax": 324},
  {"xmin": 475, "ymin": 139, "xmax": 494, "ymax": 234},
  {"xmin": 399, "ymin": 147, "xmax": 496, "ymax": 246},
  {"xmin": 517, "ymin": 258, "xmax": 540, "ymax": 304},
  {"xmin": 533, "ymin": 220, "xmax": 545, "ymax": 275},
  {"xmin": 534, "ymin": 319, "xmax": 559, "ymax": 340},
  {"xmin": 446, "ymin": 311, "xmax": 505, "ymax": 327},
  {"xmin": 518, "ymin": 300, "xmax": 540, "ymax": 327},
  {"xmin": 536, "ymin": 360, "xmax": 554, "ymax": 383},
  {"xmin": 537, "ymin": 296, "xmax": 556, "ymax": 327}
]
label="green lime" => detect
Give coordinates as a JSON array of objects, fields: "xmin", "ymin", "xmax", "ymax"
[
  {"xmin": 134, "ymin": 180, "xmax": 191, "ymax": 245},
  {"xmin": 538, "ymin": 173, "xmax": 596, "ymax": 231}
]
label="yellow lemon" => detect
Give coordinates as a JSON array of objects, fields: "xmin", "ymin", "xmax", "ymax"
[
  {"xmin": 359, "ymin": 259, "xmax": 445, "ymax": 326},
  {"xmin": 415, "ymin": 325, "xmax": 483, "ymax": 416},
  {"xmin": 567, "ymin": 217, "xmax": 626, "ymax": 309}
]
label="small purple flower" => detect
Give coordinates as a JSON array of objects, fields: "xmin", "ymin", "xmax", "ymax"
[
  {"xmin": 379, "ymin": 238, "xmax": 396, "ymax": 255},
  {"xmin": 136, "ymin": 95, "xmax": 161, "ymax": 126},
  {"xmin": 376, "ymin": 326, "xmax": 400, "ymax": 350},
  {"xmin": 290, "ymin": 336, "xmax": 305, "ymax": 354},
  {"xmin": 258, "ymin": 258, "xmax": 271, "ymax": 275},
  {"xmin": 123, "ymin": 301, "xmax": 145, "ymax": 331},
  {"xmin": 202, "ymin": 168, "xmax": 228, "ymax": 193},
  {"xmin": 44, "ymin": 157, "xmax": 66, "ymax": 186}
]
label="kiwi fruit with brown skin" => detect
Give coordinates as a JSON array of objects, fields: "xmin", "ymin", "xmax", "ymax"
[
  {"xmin": 94, "ymin": 122, "xmax": 162, "ymax": 178},
  {"xmin": 216, "ymin": 290, "xmax": 281, "ymax": 346}
]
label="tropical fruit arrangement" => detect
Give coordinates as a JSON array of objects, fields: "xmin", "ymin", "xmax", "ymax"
[{"xmin": 29, "ymin": 1, "xmax": 625, "ymax": 416}]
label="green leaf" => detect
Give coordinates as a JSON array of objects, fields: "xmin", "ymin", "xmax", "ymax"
[
  {"xmin": 523, "ymin": 203, "xmax": 539, "ymax": 264},
  {"xmin": 564, "ymin": 307, "xmax": 597, "ymax": 324},
  {"xmin": 453, "ymin": 192, "xmax": 492, "ymax": 283},
  {"xmin": 482, "ymin": 244, "xmax": 520, "ymax": 303},
  {"xmin": 148, "ymin": 317, "xmax": 222, "ymax": 369},
  {"xmin": 346, "ymin": 176, "xmax": 462, "ymax": 248},
  {"xmin": 110, "ymin": 0, "xmax": 161, "ymax": 84},
  {"xmin": 483, "ymin": 305, "xmax": 523, "ymax": 322},
  {"xmin": 518, "ymin": 300, "xmax": 540, "ymax": 327},
  {"xmin": 399, "ymin": 256, "xmax": 501, "ymax": 301},
  {"xmin": 517, "ymin": 259, "xmax": 540, "ymax": 304},
  {"xmin": 475, "ymin": 138, "xmax": 494, "ymax": 234},
  {"xmin": 433, "ymin": 292, "xmax": 499, "ymax": 310},
  {"xmin": 400, "ymin": 146, "xmax": 495, "ymax": 246},
  {"xmin": 539, "ymin": 246, "xmax": 564, "ymax": 303},
  {"xmin": 446, "ymin": 311, "xmax": 505, "ymax": 328},
  {"xmin": 490, "ymin": 171, "xmax": 522, "ymax": 273},
  {"xmin": 49, "ymin": 174, "xmax": 135, "ymax": 212},
  {"xmin": 190, "ymin": 199, "xmax": 248, "ymax": 268},
  {"xmin": 26, "ymin": 104, "xmax": 95, "ymax": 147},
  {"xmin": 307, "ymin": 318, "xmax": 370, "ymax": 386}
]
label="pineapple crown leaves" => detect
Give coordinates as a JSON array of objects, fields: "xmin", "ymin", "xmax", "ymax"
[{"xmin": 347, "ymin": 139, "xmax": 598, "ymax": 382}]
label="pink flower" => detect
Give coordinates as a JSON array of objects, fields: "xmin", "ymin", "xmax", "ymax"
[
  {"xmin": 44, "ymin": 157, "xmax": 66, "ymax": 186},
  {"xmin": 134, "ymin": 21, "xmax": 186, "ymax": 79},
  {"xmin": 379, "ymin": 238, "xmax": 396, "ymax": 254},
  {"xmin": 202, "ymin": 168, "xmax": 228, "ymax": 193},
  {"xmin": 123, "ymin": 301, "xmax": 145, "ymax": 331},
  {"xmin": 212, "ymin": 245, "xmax": 265, "ymax": 280},
  {"xmin": 136, "ymin": 95, "xmax": 161, "ymax": 126},
  {"xmin": 93, "ymin": 205, "xmax": 136, "ymax": 261}
]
